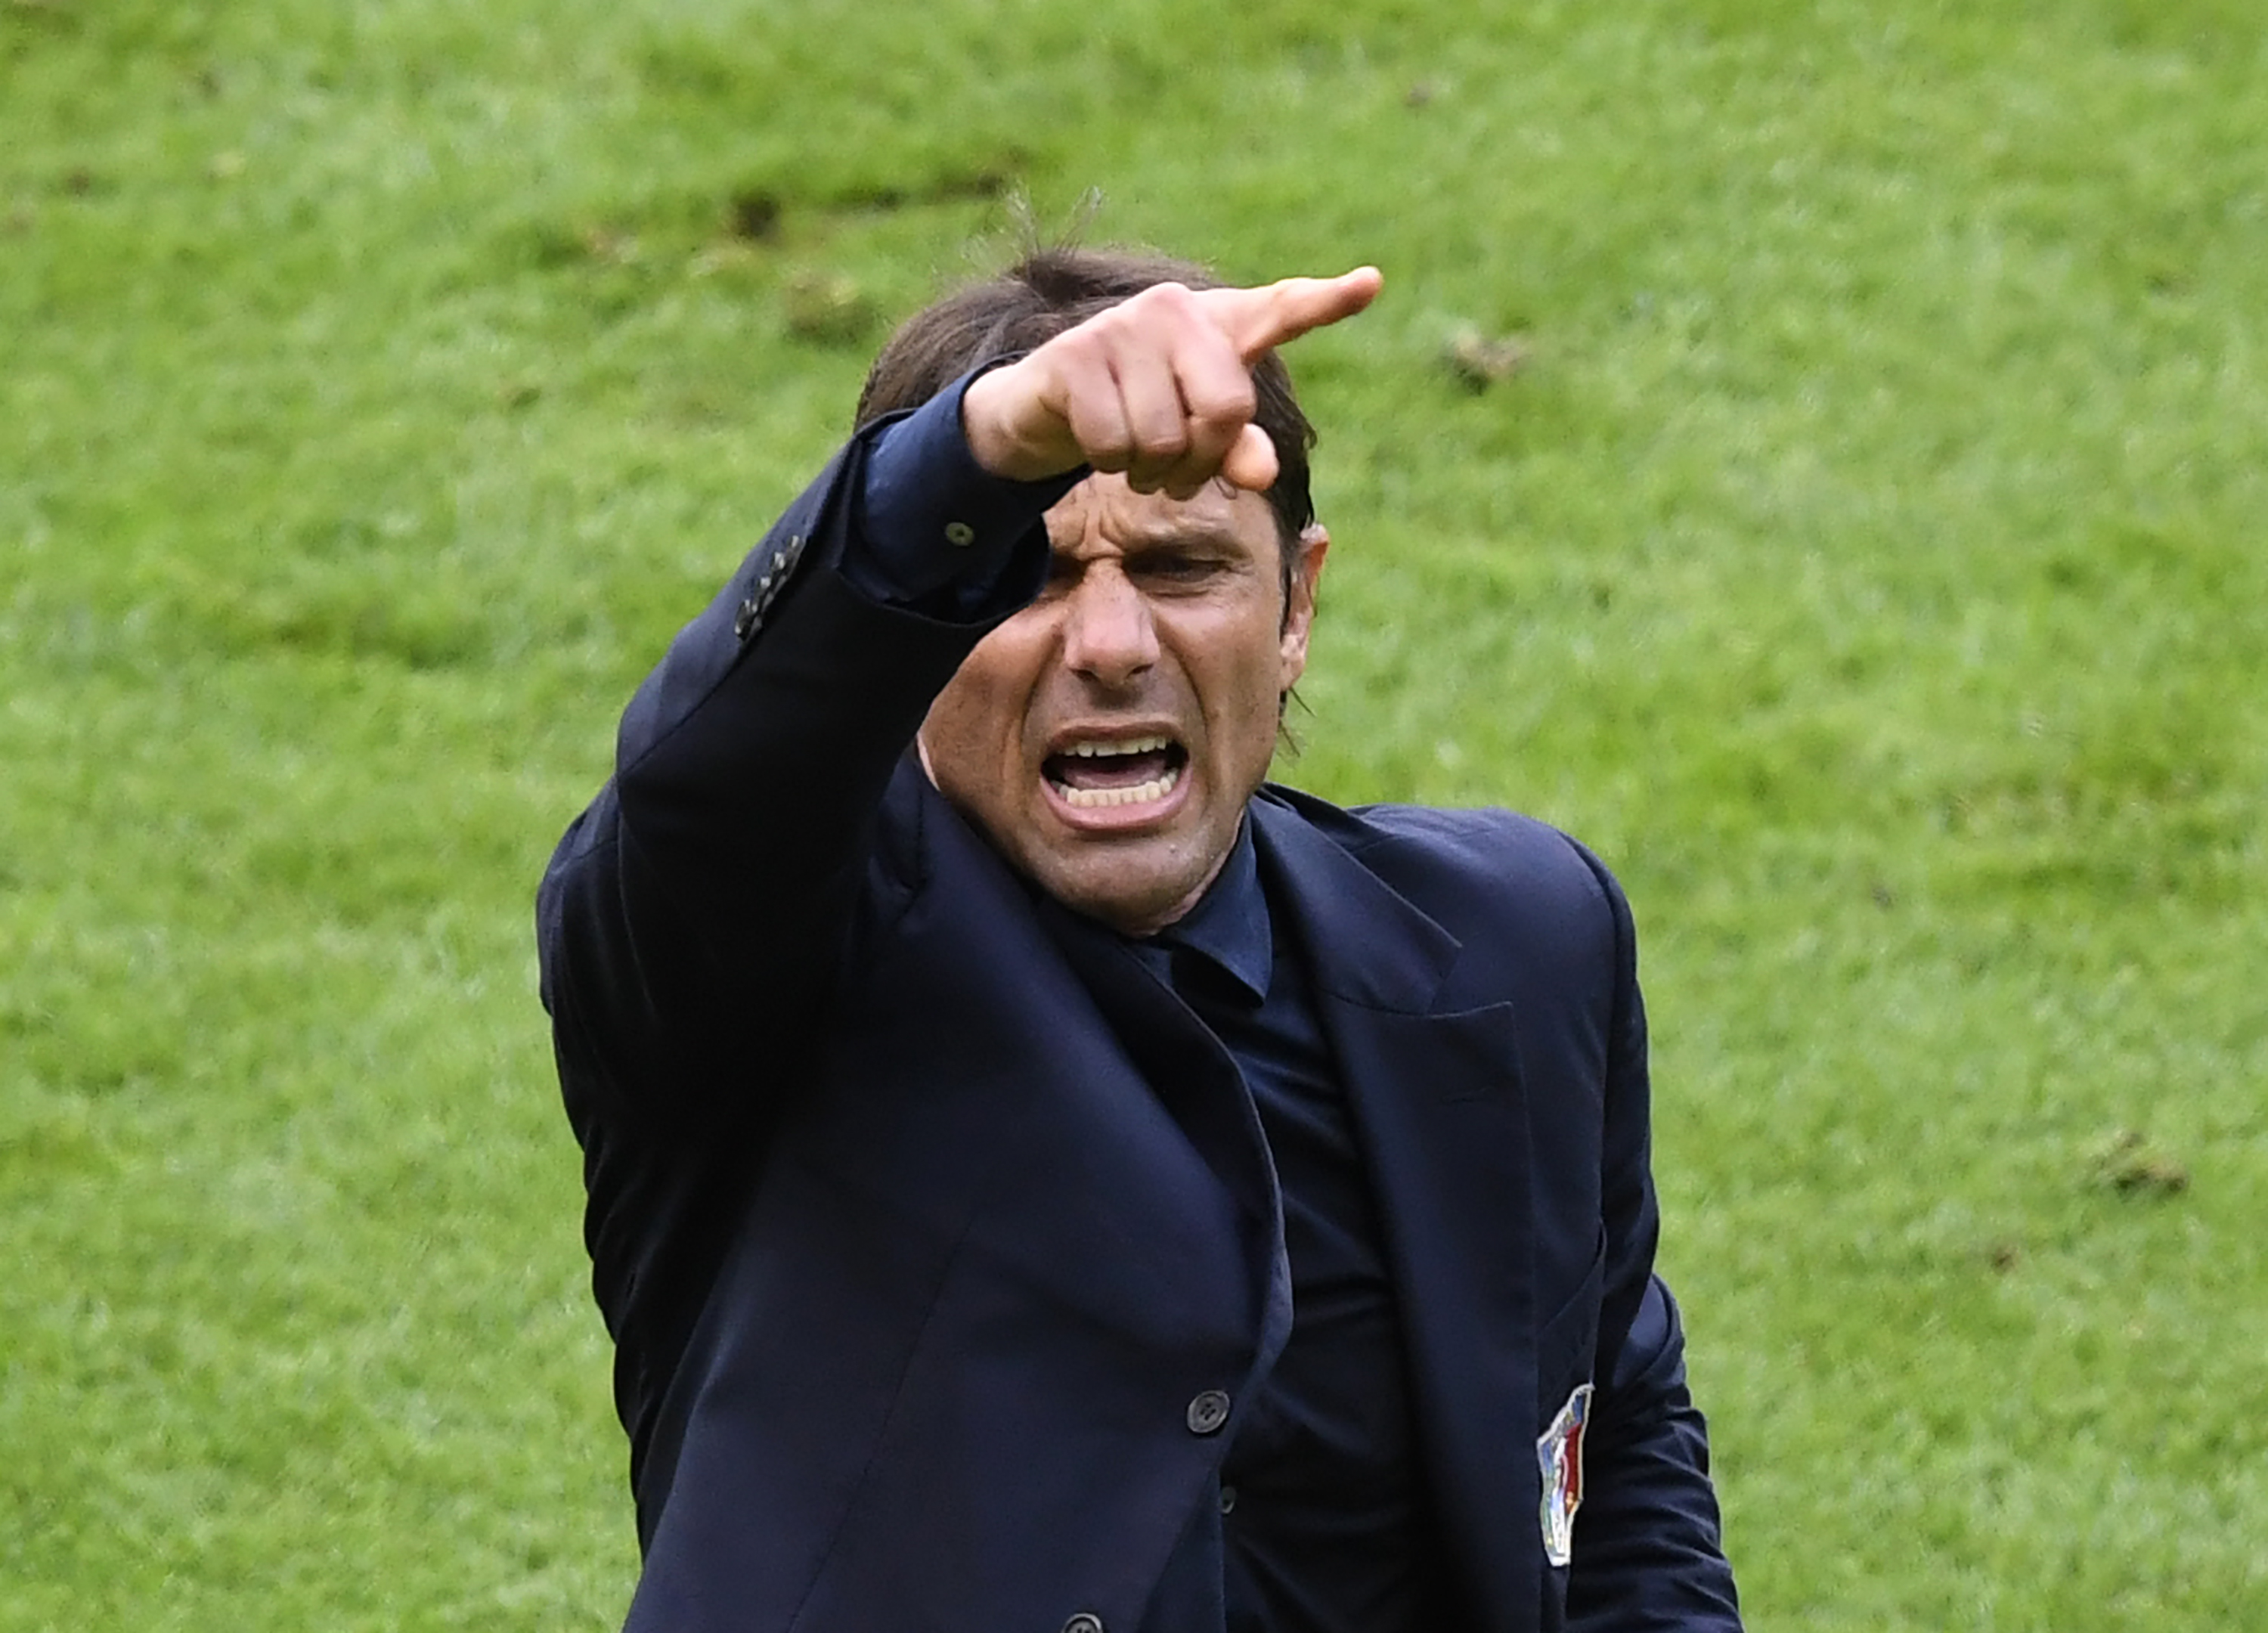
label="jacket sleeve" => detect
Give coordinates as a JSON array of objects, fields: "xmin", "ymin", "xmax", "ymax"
[
  {"xmin": 535, "ymin": 421, "xmax": 1051, "ymax": 1129},
  {"xmin": 1565, "ymin": 852, "xmax": 1744, "ymax": 1631}
]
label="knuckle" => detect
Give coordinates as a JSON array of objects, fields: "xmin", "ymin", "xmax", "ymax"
[
  {"xmin": 1120, "ymin": 281, "xmax": 1202, "ymax": 333},
  {"xmin": 1186, "ymin": 377, "xmax": 1256, "ymax": 423},
  {"xmin": 1143, "ymin": 421, "xmax": 1191, "ymax": 458},
  {"xmin": 1055, "ymin": 330, "xmax": 1093, "ymax": 364},
  {"xmin": 1176, "ymin": 425, "xmax": 1230, "ymax": 470},
  {"xmin": 1077, "ymin": 420, "xmax": 1133, "ymax": 469}
]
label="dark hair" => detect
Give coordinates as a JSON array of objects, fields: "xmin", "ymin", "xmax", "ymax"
[{"xmin": 855, "ymin": 246, "xmax": 1320, "ymax": 603}]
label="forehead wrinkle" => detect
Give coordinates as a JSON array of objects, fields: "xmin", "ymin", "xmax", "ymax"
[
  {"xmin": 1047, "ymin": 511, "xmax": 1246, "ymax": 559},
  {"xmin": 1042, "ymin": 475, "xmax": 1275, "ymax": 567},
  {"xmin": 1126, "ymin": 520, "xmax": 1250, "ymax": 556}
]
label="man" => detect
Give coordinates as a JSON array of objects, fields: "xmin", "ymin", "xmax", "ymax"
[{"xmin": 538, "ymin": 246, "xmax": 1743, "ymax": 1633}]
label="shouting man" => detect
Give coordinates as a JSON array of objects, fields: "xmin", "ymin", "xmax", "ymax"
[{"xmin": 538, "ymin": 247, "xmax": 1743, "ymax": 1633}]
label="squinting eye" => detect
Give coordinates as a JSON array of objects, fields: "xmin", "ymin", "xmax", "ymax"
[{"xmin": 1144, "ymin": 557, "xmax": 1218, "ymax": 581}]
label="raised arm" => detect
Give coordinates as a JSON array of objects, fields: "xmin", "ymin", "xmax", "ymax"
[{"xmin": 534, "ymin": 267, "xmax": 1384, "ymax": 1126}]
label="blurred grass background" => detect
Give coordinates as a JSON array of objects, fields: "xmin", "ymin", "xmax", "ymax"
[{"xmin": 4, "ymin": 0, "xmax": 2263, "ymax": 1627}]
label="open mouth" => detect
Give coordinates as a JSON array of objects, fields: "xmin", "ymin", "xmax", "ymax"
[{"xmin": 1042, "ymin": 734, "xmax": 1189, "ymax": 810}]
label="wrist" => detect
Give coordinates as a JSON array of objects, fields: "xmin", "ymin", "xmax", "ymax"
[{"xmin": 960, "ymin": 360, "xmax": 1067, "ymax": 483}]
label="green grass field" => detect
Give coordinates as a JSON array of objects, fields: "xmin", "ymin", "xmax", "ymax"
[{"xmin": 5, "ymin": 0, "xmax": 2264, "ymax": 1626}]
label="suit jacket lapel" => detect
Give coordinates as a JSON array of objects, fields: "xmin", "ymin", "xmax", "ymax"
[
  {"xmin": 1034, "ymin": 890, "xmax": 1297, "ymax": 1388},
  {"xmin": 1251, "ymin": 795, "xmax": 1543, "ymax": 1633}
]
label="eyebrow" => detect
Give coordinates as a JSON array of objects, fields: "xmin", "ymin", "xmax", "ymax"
[
  {"xmin": 1114, "ymin": 523, "xmax": 1246, "ymax": 553},
  {"xmin": 1043, "ymin": 516, "xmax": 1255, "ymax": 560}
]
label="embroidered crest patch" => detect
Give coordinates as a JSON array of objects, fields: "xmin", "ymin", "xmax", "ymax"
[{"xmin": 1536, "ymin": 1381, "xmax": 1594, "ymax": 1569}]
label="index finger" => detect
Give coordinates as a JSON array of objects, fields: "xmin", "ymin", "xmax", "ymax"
[{"xmin": 1198, "ymin": 266, "xmax": 1385, "ymax": 361}]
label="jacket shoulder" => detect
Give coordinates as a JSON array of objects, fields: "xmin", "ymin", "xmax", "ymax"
[{"xmin": 1260, "ymin": 784, "xmax": 1627, "ymax": 953}]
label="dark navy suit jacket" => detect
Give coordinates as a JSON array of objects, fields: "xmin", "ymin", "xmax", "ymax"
[{"xmin": 538, "ymin": 429, "xmax": 1742, "ymax": 1633}]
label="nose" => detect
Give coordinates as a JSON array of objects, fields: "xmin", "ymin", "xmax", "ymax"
[{"xmin": 1060, "ymin": 566, "xmax": 1159, "ymax": 688}]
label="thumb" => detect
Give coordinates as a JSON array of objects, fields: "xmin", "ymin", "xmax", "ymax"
[{"xmin": 1218, "ymin": 423, "xmax": 1280, "ymax": 492}]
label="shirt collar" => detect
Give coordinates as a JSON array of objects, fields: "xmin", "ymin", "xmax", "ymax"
[{"xmin": 1145, "ymin": 816, "xmax": 1272, "ymax": 1004}]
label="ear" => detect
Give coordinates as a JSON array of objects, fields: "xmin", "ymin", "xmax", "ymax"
[{"xmin": 1278, "ymin": 523, "xmax": 1330, "ymax": 687}]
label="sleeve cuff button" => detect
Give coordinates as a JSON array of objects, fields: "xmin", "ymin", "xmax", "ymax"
[{"xmin": 943, "ymin": 520, "xmax": 978, "ymax": 547}]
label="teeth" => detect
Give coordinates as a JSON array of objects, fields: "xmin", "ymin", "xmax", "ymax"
[
  {"xmin": 1057, "ymin": 763, "xmax": 1182, "ymax": 809},
  {"xmin": 1065, "ymin": 736, "xmax": 1170, "ymax": 759}
]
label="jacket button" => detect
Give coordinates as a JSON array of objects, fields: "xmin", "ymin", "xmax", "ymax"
[
  {"xmin": 1061, "ymin": 1616, "xmax": 1105, "ymax": 1633},
  {"xmin": 1185, "ymin": 1389, "xmax": 1231, "ymax": 1435}
]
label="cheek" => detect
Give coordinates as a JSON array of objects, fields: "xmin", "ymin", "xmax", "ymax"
[
  {"xmin": 925, "ymin": 639, "xmax": 1042, "ymax": 777},
  {"xmin": 1189, "ymin": 621, "xmax": 1297, "ymax": 764},
  {"xmin": 924, "ymin": 678, "xmax": 995, "ymax": 776}
]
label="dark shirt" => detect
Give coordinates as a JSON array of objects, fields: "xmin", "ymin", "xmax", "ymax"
[{"xmin": 850, "ymin": 385, "xmax": 1437, "ymax": 1633}]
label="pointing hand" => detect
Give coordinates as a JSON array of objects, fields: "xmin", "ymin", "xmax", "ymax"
[{"xmin": 960, "ymin": 268, "xmax": 1383, "ymax": 499}]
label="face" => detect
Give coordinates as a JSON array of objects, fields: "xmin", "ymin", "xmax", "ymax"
[{"xmin": 917, "ymin": 474, "xmax": 1327, "ymax": 936}]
